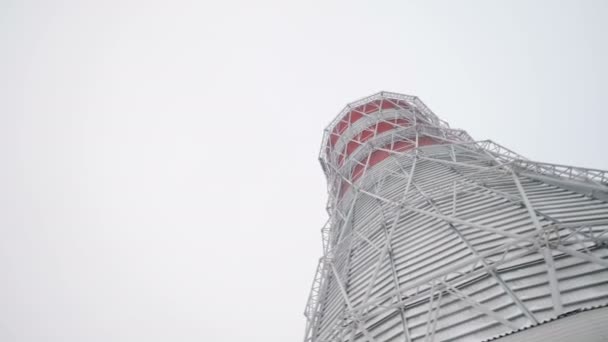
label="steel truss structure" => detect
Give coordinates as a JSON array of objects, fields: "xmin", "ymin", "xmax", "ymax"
[{"xmin": 304, "ymin": 92, "xmax": 608, "ymax": 342}]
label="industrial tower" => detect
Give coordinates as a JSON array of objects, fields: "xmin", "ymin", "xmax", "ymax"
[{"xmin": 304, "ymin": 92, "xmax": 608, "ymax": 342}]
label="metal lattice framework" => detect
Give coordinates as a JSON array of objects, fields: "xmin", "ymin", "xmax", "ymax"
[{"xmin": 304, "ymin": 92, "xmax": 608, "ymax": 342}]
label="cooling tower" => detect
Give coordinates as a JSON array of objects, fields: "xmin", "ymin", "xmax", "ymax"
[{"xmin": 303, "ymin": 92, "xmax": 608, "ymax": 342}]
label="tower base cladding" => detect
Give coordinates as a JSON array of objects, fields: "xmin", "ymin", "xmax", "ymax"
[{"xmin": 303, "ymin": 92, "xmax": 608, "ymax": 342}]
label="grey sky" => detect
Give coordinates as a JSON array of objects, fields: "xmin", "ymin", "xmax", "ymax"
[{"xmin": 1, "ymin": 1, "xmax": 607, "ymax": 341}]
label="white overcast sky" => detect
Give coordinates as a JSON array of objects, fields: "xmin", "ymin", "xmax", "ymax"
[{"xmin": 1, "ymin": 1, "xmax": 607, "ymax": 341}]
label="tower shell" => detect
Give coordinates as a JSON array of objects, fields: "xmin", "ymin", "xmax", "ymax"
[{"xmin": 304, "ymin": 92, "xmax": 608, "ymax": 342}]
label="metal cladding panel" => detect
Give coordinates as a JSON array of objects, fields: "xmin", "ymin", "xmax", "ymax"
[
  {"xmin": 304, "ymin": 92, "xmax": 608, "ymax": 342},
  {"xmin": 486, "ymin": 305, "xmax": 608, "ymax": 342}
]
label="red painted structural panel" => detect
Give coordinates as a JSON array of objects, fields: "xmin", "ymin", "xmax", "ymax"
[
  {"xmin": 328, "ymin": 98, "xmax": 410, "ymax": 149},
  {"xmin": 338, "ymin": 136, "xmax": 440, "ymax": 197},
  {"xmin": 338, "ymin": 118, "xmax": 411, "ymax": 166}
]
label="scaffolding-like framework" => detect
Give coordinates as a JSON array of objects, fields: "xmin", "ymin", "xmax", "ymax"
[{"xmin": 304, "ymin": 92, "xmax": 608, "ymax": 342}]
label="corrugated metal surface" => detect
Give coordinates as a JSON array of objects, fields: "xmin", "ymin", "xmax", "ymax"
[
  {"xmin": 304, "ymin": 92, "xmax": 608, "ymax": 342},
  {"xmin": 486, "ymin": 305, "xmax": 608, "ymax": 342}
]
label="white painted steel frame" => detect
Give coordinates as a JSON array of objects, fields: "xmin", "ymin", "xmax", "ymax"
[{"xmin": 305, "ymin": 92, "xmax": 608, "ymax": 342}]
